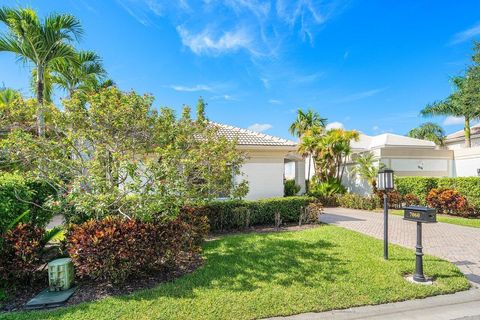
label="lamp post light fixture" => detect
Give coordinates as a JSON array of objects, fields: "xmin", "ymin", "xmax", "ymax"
[{"xmin": 377, "ymin": 168, "xmax": 395, "ymax": 260}]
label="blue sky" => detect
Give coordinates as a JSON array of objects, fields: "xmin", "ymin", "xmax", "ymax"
[{"xmin": 1, "ymin": 0, "xmax": 480, "ymax": 140}]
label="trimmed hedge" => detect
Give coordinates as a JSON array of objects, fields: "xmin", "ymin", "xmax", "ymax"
[
  {"xmin": 0, "ymin": 173, "xmax": 55, "ymax": 232},
  {"xmin": 198, "ymin": 196, "xmax": 316, "ymax": 232},
  {"xmin": 396, "ymin": 177, "xmax": 480, "ymax": 208}
]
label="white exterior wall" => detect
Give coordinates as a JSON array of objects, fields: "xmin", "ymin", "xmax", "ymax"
[
  {"xmin": 452, "ymin": 147, "xmax": 480, "ymax": 177},
  {"xmin": 238, "ymin": 157, "xmax": 285, "ymax": 200}
]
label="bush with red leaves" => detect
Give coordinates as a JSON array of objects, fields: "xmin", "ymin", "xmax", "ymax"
[
  {"xmin": 403, "ymin": 193, "xmax": 421, "ymax": 207},
  {"xmin": 66, "ymin": 210, "xmax": 209, "ymax": 283},
  {"xmin": 426, "ymin": 188, "xmax": 474, "ymax": 217},
  {"xmin": 0, "ymin": 223, "xmax": 45, "ymax": 284}
]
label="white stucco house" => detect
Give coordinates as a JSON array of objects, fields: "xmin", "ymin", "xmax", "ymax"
[
  {"xmin": 343, "ymin": 124, "xmax": 480, "ymax": 195},
  {"xmin": 214, "ymin": 123, "xmax": 306, "ymax": 200}
]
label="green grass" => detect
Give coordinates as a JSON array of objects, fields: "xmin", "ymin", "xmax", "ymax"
[
  {"xmin": 1, "ymin": 226, "xmax": 469, "ymax": 320},
  {"xmin": 390, "ymin": 210, "xmax": 480, "ymax": 228}
]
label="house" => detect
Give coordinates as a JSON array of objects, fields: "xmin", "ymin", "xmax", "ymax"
[
  {"xmin": 444, "ymin": 123, "xmax": 480, "ymax": 177},
  {"xmin": 343, "ymin": 126, "xmax": 480, "ymax": 195},
  {"xmin": 214, "ymin": 123, "xmax": 306, "ymax": 200},
  {"xmin": 342, "ymin": 133, "xmax": 453, "ymax": 195}
]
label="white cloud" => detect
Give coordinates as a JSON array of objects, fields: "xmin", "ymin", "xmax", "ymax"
[
  {"xmin": 247, "ymin": 123, "xmax": 273, "ymax": 132},
  {"xmin": 372, "ymin": 125, "xmax": 379, "ymax": 131},
  {"xmin": 177, "ymin": 26, "xmax": 257, "ymax": 56},
  {"xmin": 326, "ymin": 121, "xmax": 344, "ymax": 130},
  {"xmin": 443, "ymin": 116, "xmax": 464, "ymax": 126},
  {"xmin": 450, "ymin": 22, "xmax": 480, "ymax": 45},
  {"xmin": 293, "ymin": 72, "xmax": 325, "ymax": 84},
  {"xmin": 168, "ymin": 84, "xmax": 213, "ymax": 92},
  {"xmin": 211, "ymin": 94, "xmax": 236, "ymax": 101},
  {"xmin": 268, "ymin": 99, "xmax": 282, "ymax": 104},
  {"xmin": 334, "ymin": 87, "xmax": 387, "ymax": 103}
]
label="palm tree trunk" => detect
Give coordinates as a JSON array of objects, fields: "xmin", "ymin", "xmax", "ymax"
[
  {"xmin": 465, "ymin": 117, "xmax": 471, "ymax": 148},
  {"xmin": 306, "ymin": 154, "xmax": 311, "ymax": 193},
  {"xmin": 36, "ymin": 66, "xmax": 46, "ymax": 137}
]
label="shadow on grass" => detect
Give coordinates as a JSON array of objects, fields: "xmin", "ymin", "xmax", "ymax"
[{"xmin": 119, "ymin": 231, "xmax": 347, "ymax": 300}]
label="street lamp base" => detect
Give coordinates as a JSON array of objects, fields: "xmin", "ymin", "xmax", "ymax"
[{"xmin": 405, "ymin": 275, "xmax": 433, "ymax": 285}]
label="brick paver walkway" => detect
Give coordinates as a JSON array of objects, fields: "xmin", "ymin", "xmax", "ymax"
[{"xmin": 320, "ymin": 207, "xmax": 480, "ymax": 287}]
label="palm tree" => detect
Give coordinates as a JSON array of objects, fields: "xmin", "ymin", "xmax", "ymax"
[
  {"xmin": 50, "ymin": 50, "xmax": 106, "ymax": 98},
  {"xmin": 298, "ymin": 127, "xmax": 323, "ymax": 191},
  {"xmin": 352, "ymin": 152, "xmax": 383, "ymax": 193},
  {"xmin": 421, "ymin": 76, "xmax": 479, "ymax": 148},
  {"xmin": 290, "ymin": 108, "xmax": 327, "ymax": 192},
  {"xmin": 0, "ymin": 87, "xmax": 20, "ymax": 107},
  {"xmin": 0, "ymin": 7, "xmax": 82, "ymax": 136},
  {"xmin": 289, "ymin": 108, "xmax": 327, "ymax": 138},
  {"xmin": 407, "ymin": 122, "xmax": 446, "ymax": 146}
]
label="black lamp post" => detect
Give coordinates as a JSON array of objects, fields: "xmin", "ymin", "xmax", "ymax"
[{"xmin": 377, "ymin": 168, "xmax": 394, "ymax": 260}]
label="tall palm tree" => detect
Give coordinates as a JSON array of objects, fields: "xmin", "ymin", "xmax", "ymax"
[
  {"xmin": 289, "ymin": 108, "xmax": 327, "ymax": 138},
  {"xmin": 290, "ymin": 108, "xmax": 327, "ymax": 192},
  {"xmin": 407, "ymin": 122, "xmax": 446, "ymax": 146},
  {"xmin": 421, "ymin": 76, "xmax": 479, "ymax": 148},
  {"xmin": 50, "ymin": 50, "xmax": 106, "ymax": 98},
  {"xmin": 298, "ymin": 126, "xmax": 323, "ymax": 191},
  {"xmin": 0, "ymin": 7, "xmax": 82, "ymax": 136}
]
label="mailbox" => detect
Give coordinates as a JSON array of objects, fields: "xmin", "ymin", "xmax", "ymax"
[{"xmin": 403, "ymin": 206, "xmax": 436, "ymax": 223}]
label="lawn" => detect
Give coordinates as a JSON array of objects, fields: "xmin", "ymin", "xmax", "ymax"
[
  {"xmin": 390, "ymin": 209, "xmax": 480, "ymax": 228},
  {"xmin": 1, "ymin": 225, "xmax": 469, "ymax": 320}
]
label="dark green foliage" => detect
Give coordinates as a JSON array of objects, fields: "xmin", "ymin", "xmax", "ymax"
[
  {"xmin": 284, "ymin": 179, "xmax": 301, "ymax": 197},
  {"xmin": 308, "ymin": 177, "xmax": 346, "ymax": 198},
  {"xmin": 0, "ymin": 173, "xmax": 55, "ymax": 232},
  {"xmin": 396, "ymin": 177, "xmax": 480, "ymax": 209},
  {"xmin": 66, "ymin": 210, "xmax": 209, "ymax": 283},
  {"xmin": 395, "ymin": 177, "xmax": 438, "ymax": 205},
  {"xmin": 337, "ymin": 193, "xmax": 381, "ymax": 211},
  {"xmin": 197, "ymin": 196, "xmax": 316, "ymax": 232}
]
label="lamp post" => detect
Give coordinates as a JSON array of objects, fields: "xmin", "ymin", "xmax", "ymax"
[{"xmin": 377, "ymin": 169, "xmax": 394, "ymax": 260}]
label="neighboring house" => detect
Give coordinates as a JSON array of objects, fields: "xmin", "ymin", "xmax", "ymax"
[
  {"xmin": 214, "ymin": 123, "xmax": 306, "ymax": 200},
  {"xmin": 444, "ymin": 123, "xmax": 480, "ymax": 177},
  {"xmin": 342, "ymin": 133, "xmax": 453, "ymax": 195},
  {"xmin": 343, "ymin": 126, "xmax": 480, "ymax": 195}
]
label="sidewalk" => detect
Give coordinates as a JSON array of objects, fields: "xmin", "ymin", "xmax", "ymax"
[{"xmin": 267, "ymin": 289, "xmax": 480, "ymax": 320}]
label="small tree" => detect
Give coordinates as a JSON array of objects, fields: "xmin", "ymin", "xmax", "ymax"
[
  {"xmin": 351, "ymin": 152, "xmax": 383, "ymax": 193},
  {"xmin": 3, "ymin": 88, "xmax": 247, "ymax": 222}
]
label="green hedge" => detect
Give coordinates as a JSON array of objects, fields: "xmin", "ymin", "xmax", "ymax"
[
  {"xmin": 199, "ymin": 196, "xmax": 316, "ymax": 232},
  {"xmin": 0, "ymin": 173, "xmax": 55, "ymax": 232},
  {"xmin": 337, "ymin": 193, "xmax": 381, "ymax": 211},
  {"xmin": 396, "ymin": 177, "xmax": 480, "ymax": 208}
]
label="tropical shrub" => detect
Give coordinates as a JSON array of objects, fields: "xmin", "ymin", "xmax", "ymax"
[
  {"xmin": 376, "ymin": 190, "xmax": 403, "ymax": 209},
  {"xmin": 309, "ymin": 177, "xmax": 346, "ymax": 198},
  {"xmin": 395, "ymin": 177, "xmax": 480, "ymax": 209},
  {"xmin": 337, "ymin": 193, "xmax": 381, "ymax": 211},
  {"xmin": 284, "ymin": 179, "xmax": 301, "ymax": 197},
  {"xmin": 299, "ymin": 202, "xmax": 324, "ymax": 225},
  {"xmin": 198, "ymin": 196, "xmax": 316, "ymax": 232},
  {"xmin": 0, "ymin": 173, "xmax": 55, "ymax": 232},
  {"xmin": 395, "ymin": 177, "xmax": 439, "ymax": 205},
  {"xmin": 403, "ymin": 193, "xmax": 421, "ymax": 206},
  {"xmin": 66, "ymin": 212, "xmax": 209, "ymax": 283},
  {"xmin": 425, "ymin": 188, "xmax": 473, "ymax": 217},
  {"xmin": 0, "ymin": 223, "xmax": 45, "ymax": 284}
]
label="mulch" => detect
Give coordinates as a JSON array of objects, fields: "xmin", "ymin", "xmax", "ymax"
[
  {"xmin": 1, "ymin": 222, "xmax": 322, "ymax": 313},
  {"xmin": 1, "ymin": 254, "xmax": 203, "ymax": 313}
]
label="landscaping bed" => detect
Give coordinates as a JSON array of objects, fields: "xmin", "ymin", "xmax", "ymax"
[{"xmin": 1, "ymin": 225, "xmax": 469, "ymax": 320}]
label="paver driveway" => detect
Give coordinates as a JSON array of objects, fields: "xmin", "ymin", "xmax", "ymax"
[{"xmin": 320, "ymin": 207, "xmax": 480, "ymax": 287}]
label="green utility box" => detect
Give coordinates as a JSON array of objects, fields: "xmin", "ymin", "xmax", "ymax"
[{"xmin": 48, "ymin": 258, "xmax": 74, "ymax": 291}]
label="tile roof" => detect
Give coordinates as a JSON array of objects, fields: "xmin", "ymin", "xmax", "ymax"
[
  {"xmin": 211, "ymin": 122, "xmax": 297, "ymax": 147},
  {"xmin": 446, "ymin": 123, "xmax": 480, "ymax": 141}
]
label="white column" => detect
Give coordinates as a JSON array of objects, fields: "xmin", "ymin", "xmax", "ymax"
[{"xmin": 295, "ymin": 160, "xmax": 306, "ymax": 194}]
